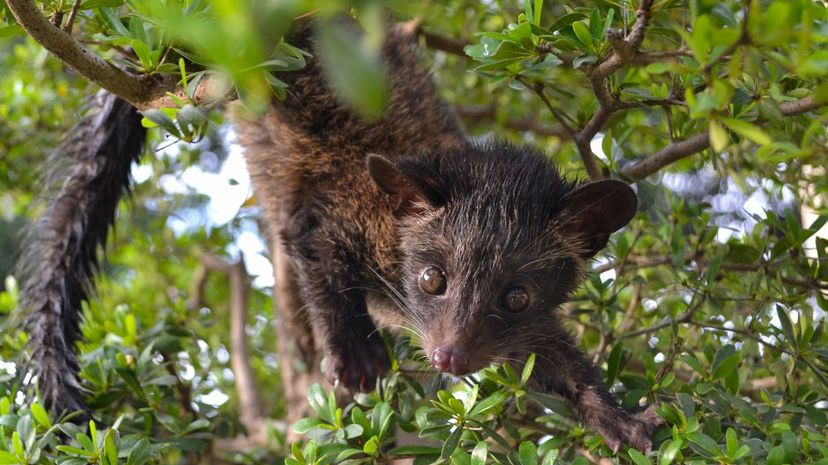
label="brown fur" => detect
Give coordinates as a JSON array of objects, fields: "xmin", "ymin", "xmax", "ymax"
[{"xmin": 233, "ymin": 20, "xmax": 660, "ymax": 451}]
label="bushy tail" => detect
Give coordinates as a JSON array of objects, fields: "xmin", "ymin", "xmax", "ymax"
[{"xmin": 18, "ymin": 91, "xmax": 146, "ymax": 416}]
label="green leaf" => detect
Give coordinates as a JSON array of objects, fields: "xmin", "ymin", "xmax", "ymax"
[
  {"xmin": 519, "ymin": 441, "xmax": 537, "ymax": 465},
  {"xmin": 335, "ymin": 448, "xmax": 364, "ymax": 462},
  {"xmin": 523, "ymin": 0, "xmax": 534, "ymax": 26},
  {"xmin": 572, "ymin": 21, "xmax": 594, "ymax": 52},
  {"xmin": 606, "ymin": 342, "xmax": 623, "ymax": 386},
  {"xmin": 307, "ymin": 384, "xmax": 327, "ymax": 416},
  {"xmin": 712, "ymin": 350, "xmax": 741, "ymax": 380},
  {"xmin": 140, "ymin": 110, "xmax": 180, "ymax": 138},
  {"xmin": 767, "ymin": 445, "xmax": 785, "ymax": 465},
  {"xmin": 0, "ymin": 25, "xmax": 24, "ymax": 38},
  {"xmin": 469, "ymin": 391, "xmax": 507, "ymax": 417},
  {"xmin": 725, "ymin": 428, "xmax": 738, "ymax": 456},
  {"xmin": 776, "ymin": 306, "xmax": 797, "ymax": 345},
  {"xmin": 541, "ymin": 449, "xmax": 559, "ymax": 465},
  {"xmin": 126, "ymin": 438, "xmax": 151, "ymax": 465},
  {"xmin": 687, "ymin": 15, "xmax": 713, "ymax": 62},
  {"xmin": 719, "ymin": 118, "xmax": 772, "ymax": 145},
  {"xmin": 659, "ymin": 440, "xmax": 684, "ymax": 465},
  {"xmin": 725, "ymin": 243, "xmax": 761, "ymax": 264},
  {"xmin": 533, "ymin": 0, "xmax": 543, "ymax": 26},
  {"xmin": 29, "ymin": 404, "xmax": 51, "ymax": 429},
  {"xmin": 176, "ymin": 105, "xmax": 207, "ymax": 131},
  {"xmin": 645, "ymin": 62, "xmax": 670, "ymax": 74},
  {"xmin": 548, "ymin": 13, "xmax": 587, "ymax": 33},
  {"xmin": 780, "ymin": 430, "xmax": 797, "ymax": 463},
  {"xmin": 363, "ymin": 436, "xmax": 380, "ymax": 456},
  {"xmin": 601, "ymin": 9, "xmax": 615, "ymax": 39},
  {"xmin": 343, "ymin": 423, "xmax": 363, "ymax": 439},
  {"xmin": 628, "ymin": 449, "xmax": 651, "ymax": 465},
  {"xmin": 129, "ymin": 39, "xmax": 155, "ymax": 71},
  {"xmin": 99, "ymin": 8, "xmax": 130, "ymax": 37},
  {"xmin": 521, "ymin": 353, "xmax": 536, "ymax": 384},
  {"xmin": 688, "ymin": 432, "xmax": 722, "ymax": 457},
  {"xmin": 441, "ymin": 426, "xmax": 463, "ymax": 460},
  {"xmin": 0, "ymin": 450, "xmax": 19, "ymax": 465},
  {"xmin": 589, "ymin": 8, "xmax": 602, "ymax": 41},
  {"xmin": 709, "ymin": 119, "xmax": 729, "ymax": 152},
  {"xmin": 371, "ymin": 402, "xmax": 394, "ymax": 440},
  {"xmin": 471, "ymin": 442, "xmax": 488, "ymax": 465},
  {"xmin": 56, "ymin": 445, "xmax": 97, "ymax": 457},
  {"xmin": 104, "ymin": 431, "xmax": 118, "ymax": 465}
]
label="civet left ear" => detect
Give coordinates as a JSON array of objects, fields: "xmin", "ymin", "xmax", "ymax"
[
  {"xmin": 367, "ymin": 154, "xmax": 439, "ymax": 216},
  {"xmin": 558, "ymin": 179, "xmax": 638, "ymax": 258}
]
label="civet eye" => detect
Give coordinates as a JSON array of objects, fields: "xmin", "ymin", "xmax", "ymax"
[
  {"xmin": 419, "ymin": 267, "xmax": 447, "ymax": 295},
  {"xmin": 501, "ymin": 287, "xmax": 530, "ymax": 312}
]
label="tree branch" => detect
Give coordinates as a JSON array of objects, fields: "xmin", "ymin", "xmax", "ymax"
[
  {"xmin": 562, "ymin": 0, "xmax": 655, "ymax": 179},
  {"xmin": 621, "ymin": 132, "xmax": 709, "ymax": 180},
  {"xmin": 422, "ymin": 30, "xmax": 468, "ymax": 56},
  {"xmin": 518, "ymin": 78, "xmax": 578, "ymax": 138},
  {"xmin": 198, "ymin": 254, "xmax": 267, "ymax": 438},
  {"xmin": 621, "ymin": 95, "xmax": 826, "ymax": 179},
  {"xmin": 62, "ymin": 0, "xmax": 82, "ymax": 34},
  {"xmin": 591, "ymin": 0, "xmax": 654, "ymax": 83},
  {"xmin": 687, "ymin": 320, "xmax": 795, "ymax": 356},
  {"xmin": 6, "ymin": 0, "xmax": 172, "ymax": 109},
  {"xmin": 620, "ymin": 292, "xmax": 702, "ymax": 339}
]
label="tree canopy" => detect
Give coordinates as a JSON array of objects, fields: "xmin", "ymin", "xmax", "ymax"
[{"xmin": 1, "ymin": 0, "xmax": 827, "ymax": 464}]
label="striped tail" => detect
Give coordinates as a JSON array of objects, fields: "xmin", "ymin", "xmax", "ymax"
[{"xmin": 18, "ymin": 91, "xmax": 146, "ymax": 416}]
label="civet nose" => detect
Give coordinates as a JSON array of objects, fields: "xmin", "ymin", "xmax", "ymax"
[{"xmin": 431, "ymin": 346, "xmax": 470, "ymax": 375}]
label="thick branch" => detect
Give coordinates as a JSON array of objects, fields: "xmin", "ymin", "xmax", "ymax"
[
  {"xmin": 621, "ymin": 132, "xmax": 709, "ymax": 179},
  {"xmin": 569, "ymin": 0, "xmax": 655, "ymax": 179},
  {"xmin": 622, "ymin": 95, "xmax": 825, "ymax": 179},
  {"xmin": 6, "ymin": 0, "xmax": 171, "ymax": 109},
  {"xmin": 591, "ymin": 0, "xmax": 654, "ymax": 83},
  {"xmin": 574, "ymin": 105, "xmax": 613, "ymax": 179}
]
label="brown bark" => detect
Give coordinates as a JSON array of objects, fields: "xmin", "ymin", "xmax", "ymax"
[
  {"xmin": 194, "ymin": 254, "xmax": 268, "ymax": 442},
  {"xmin": 6, "ymin": 0, "xmax": 173, "ymax": 109}
]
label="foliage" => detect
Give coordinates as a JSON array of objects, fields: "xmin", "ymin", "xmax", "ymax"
[{"xmin": 1, "ymin": 0, "xmax": 827, "ymax": 464}]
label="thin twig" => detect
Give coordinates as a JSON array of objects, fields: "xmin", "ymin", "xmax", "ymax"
[
  {"xmin": 687, "ymin": 320, "xmax": 795, "ymax": 356},
  {"xmin": 62, "ymin": 0, "xmax": 81, "ymax": 34},
  {"xmin": 518, "ymin": 76, "xmax": 602, "ymax": 178},
  {"xmin": 518, "ymin": 77, "xmax": 578, "ymax": 138},
  {"xmin": 620, "ymin": 292, "xmax": 702, "ymax": 339}
]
